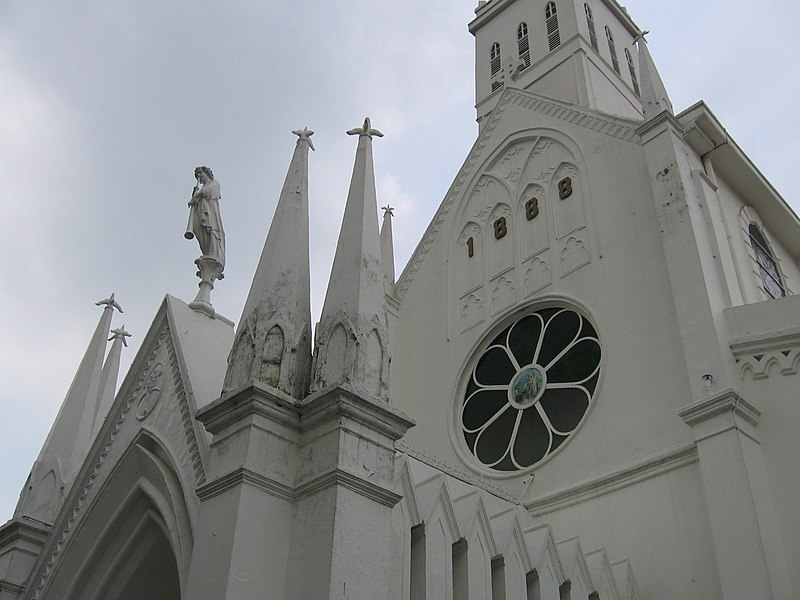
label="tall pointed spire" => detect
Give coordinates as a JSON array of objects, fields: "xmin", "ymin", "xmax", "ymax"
[
  {"xmin": 380, "ymin": 205, "xmax": 395, "ymax": 288},
  {"xmin": 15, "ymin": 295, "xmax": 120, "ymax": 524},
  {"xmin": 311, "ymin": 118, "xmax": 390, "ymax": 400},
  {"xmin": 91, "ymin": 326, "xmax": 130, "ymax": 438},
  {"xmin": 223, "ymin": 128, "xmax": 314, "ymax": 399},
  {"xmin": 636, "ymin": 33, "xmax": 673, "ymax": 120}
]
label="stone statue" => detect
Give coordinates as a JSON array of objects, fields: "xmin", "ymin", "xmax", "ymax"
[
  {"xmin": 185, "ymin": 166, "xmax": 225, "ymax": 318},
  {"xmin": 185, "ymin": 166, "xmax": 225, "ymax": 267}
]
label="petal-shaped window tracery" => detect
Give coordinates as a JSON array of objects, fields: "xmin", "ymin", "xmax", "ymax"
[{"xmin": 460, "ymin": 307, "xmax": 601, "ymax": 473}]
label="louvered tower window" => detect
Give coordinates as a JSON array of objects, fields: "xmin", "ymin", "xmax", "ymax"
[
  {"xmin": 749, "ymin": 224, "xmax": 786, "ymax": 298},
  {"xmin": 605, "ymin": 26, "xmax": 620, "ymax": 73},
  {"xmin": 545, "ymin": 2, "xmax": 560, "ymax": 51},
  {"xmin": 625, "ymin": 48, "xmax": 640, "ymax": 96},
  {"xmin": 490, "ymin": 42, "xmax": 502, "ymax": 91},
  {"xmin": 517, "ymin": 22, "xmax": 531, "ymax": 69},
  {"xmin": 584, "ymin": 4, "xmax": 598, "ymax": 50}
]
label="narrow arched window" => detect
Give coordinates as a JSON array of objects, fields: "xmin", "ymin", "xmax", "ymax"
[
  {"xmin": 605, "ymin": 26, "xmax": 620, "ymax": 74},
  {"xmin": 517, "ymin": 22, "xmax": 531, "ymax": 69},
  {"xmin": 490, "ymin": 42, "xmax": 502, "ymax": 91},
  {"xmin": 584, "ymin": 4, "xmax": 598, "ymax": 50},
  {"xmin": 749, "ymin": 224, "xmax": 786, "ymax": 298},
  {"xmin": 545, "ymin": 2, "xmax": 561, "ymax": 51},
  {"xmin": 625, "ymin": 48, "xmax": 640, "ymax": 96}
]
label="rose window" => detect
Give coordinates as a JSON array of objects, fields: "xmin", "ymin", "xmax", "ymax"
[{"xmin": 460, "ymin": 307, "xmax": 601, "ymax": 473}]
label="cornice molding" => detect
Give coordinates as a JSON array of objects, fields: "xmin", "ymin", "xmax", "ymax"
[
  {"xmin": 300, "ymin": 384, "xmax": 415, "ymax": 440},
  {"xmin": 196, "ymin": 467, "xmax": 294, "ymax": 503},
  {"xmin": 294, "ymin": 469, "xmax": 402, "ymax": 508},
  {"xmin": 635, "ymin": 109, "xmax": 685, "ymax": 142},
  {"xmin": 197, "ymin": 381, "xmax": 302, "ymax": 435},
  {"xmin": 0, "ymin": 518, "xmax": 50, "ymax": 550},
  {"xmin": 524, "ymin": 444, "xmax": 698, "ymax": 517},
  {"xmin": 678, "ymin": 388, "xmax": 761, "ymax": 429},
  {"xmin": 507, "ymin": 89, "xmax": 641, "ymax": 142}
]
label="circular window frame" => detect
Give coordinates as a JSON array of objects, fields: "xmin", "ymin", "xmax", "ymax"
[{"xmin": 450, "ymin": 298, "xmax": 603, "ymax": 480}]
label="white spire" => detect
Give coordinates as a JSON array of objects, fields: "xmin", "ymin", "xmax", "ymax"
[
  {"xmin": 311, "ymin": 118, "xmax": 390, "ymax": 400},
  {"xmin": 15, "ymin": 296, "xmax": 120, "ymax": 524},
  {"xmin": 380, "ymin": 205, "xmax": 395, "ymax": 288},
  {"xmin": 636, "ymin": 33, "xmax": 673, "ymax": 120},
  {"xmin": 223, "ymin": 129, "xmax": 314, "ymax": 399},
  {"xmin": 91, "ymin": 326, "xmax": 130, "ymax": 438}
]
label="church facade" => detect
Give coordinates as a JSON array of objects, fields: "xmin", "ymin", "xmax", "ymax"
[{"xmin": 2, "ymin": 0, "xmax": 799, "ymax": 599}]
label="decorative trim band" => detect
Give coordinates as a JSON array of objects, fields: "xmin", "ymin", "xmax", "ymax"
[
  {"xmin": 524, "ymin": 445, "xmax": 698, "ymax": 517},
  {"xmin": 197, "ymin": 466, "xmax": 401, "ymax": 508},
  {"xmin": 196, "ymin": 467, "xmax": 294, "ymax": 503},
  {"xmin": 507, "ymin": 90, "xmax": 640, "ymax": 142},
  {"xmin": 396, "ymin": 442, "xmax": 519, "ymax": 503},
  {"xmin": 0, "ymin": 581, "xmax": 25, "ymax": 594},
  {"xmin": 294, "ymin": 469, "xmax": 402, "ymax": 508}
]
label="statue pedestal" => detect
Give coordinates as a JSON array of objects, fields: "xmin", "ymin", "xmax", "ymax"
[{"xmin": 190, "ymin": 255, "xmax": 224, "ymax": 318}]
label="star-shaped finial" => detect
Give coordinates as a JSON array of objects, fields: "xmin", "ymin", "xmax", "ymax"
[
  {"xmin": 633, "ymin": 30, "xmax": 649, "ymax": 44},
  {"xmin": 95, "ymin": 293, "xmax": 123, "ymax": 313},
  {"xmin": 292, "ymin": 127, "xmax": 315, "ymax": 151},
  {"xmin": 347, "ymin": 117, "xmax": 384, "ymax": 139},
  {"xmin": 109, "ymin": 326, "xmax": 132, "ymax": 347},
  {"xmin": 381, "ymin": 205, "xmax": 394, "ymax": 217}
]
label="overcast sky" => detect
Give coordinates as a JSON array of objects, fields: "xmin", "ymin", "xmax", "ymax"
[{"xmin": 2, "ymin": 0, "xmax": 798, "ymax": 519}]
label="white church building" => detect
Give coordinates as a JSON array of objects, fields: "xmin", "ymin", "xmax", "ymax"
[{"xmin": 2, "ymin": 0, "xmax": 799, "ymax": 598}]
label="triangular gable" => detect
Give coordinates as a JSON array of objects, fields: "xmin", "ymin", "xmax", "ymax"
[
  {"xmin": 611, "ymin": 558, "xmax": 641, "ymax": 600},
  {"xmin": 524, "ymin": 523, "xmax": 567, "ymax": 590},
  {"xmin": 394, "ymin": 86, "xmax": 641, "ymax": 303},
  {"xmin": 557, "ymin": 536, "xmax": 596, "ymax": 598},
  {"xmin": 26, "ymin": 296, "xmax": 233, "ymax": 599},
  {"xmin": 585, "ymin": 548, "xmax": 622, "ymax": 600}
]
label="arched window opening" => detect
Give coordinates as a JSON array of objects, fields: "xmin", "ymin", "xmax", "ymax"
[
  {"xmin": 453, "ymin": 540, "xmax": 469, "ymax": 600},
  {"xmin": 625, "ymin": 48, "xmax": 640, "ymax": 96},
  {"xmin": 584, "ymin": 4, "xmax": 598, "ymax": 50},
  {"xmin": 491, "ymin": 557, "xmax": 506, "ymax": 600},
  {"xmin": 410, "ymin": 525, "xmax": 426, "ymax": 600},
  {"xmin": 526, "ymin": 569, "xmax": 542, "ymax": 600},
  {"xmin": 517, "ymin": 22, "xmax": 531, "ymax": 69},
  {"xmin": 749, "ymin": 224, "xmax": 786, "ymax": 298},
  {"xmin": 605, "ymin": 26, "xmax": 620, "ymax": 74},
  {"xmin": 545, "ymin": 2, "xmax": 561, "ymax": 51},
  {"xmin": 490, "ymin": 42, "xmax": 503, "ymax": 92}
]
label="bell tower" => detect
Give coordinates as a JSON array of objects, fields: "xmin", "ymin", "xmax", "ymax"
[{"xmin": 470, "ymin": 0, "xmax": 645, "ymax": 127}]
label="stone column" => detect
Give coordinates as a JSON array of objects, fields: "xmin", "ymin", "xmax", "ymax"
[
  {"xmin": 184, "ymin": 383, "xmax": 301, "ymax": 600},
  {"xmin": 679, "ymin": 389, "xmax": 791, "ymax": 600},
  {"xmin": 284, "ymin": 385, "xmax": 414, "ymax": 600},
  {"xmin": 0, "ymin": 518, "xmax": 49, "ymax": 600}
]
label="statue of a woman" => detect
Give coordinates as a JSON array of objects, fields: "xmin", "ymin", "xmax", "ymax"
[{"xmin": 185, "ymin": 166, "xmax": 225, "ymax": 267}]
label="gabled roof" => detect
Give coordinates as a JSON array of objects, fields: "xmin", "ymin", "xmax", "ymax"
[
  {"xmin": 23, "ymin": 295, "xmax": 234, "ymax": 599},
  {"xmin": 678, "ymin": 101, "xmax": 800, "ymax": 259}
]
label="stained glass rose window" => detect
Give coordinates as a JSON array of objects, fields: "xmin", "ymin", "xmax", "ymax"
[{"xmin": 460, "ymin": 307, "xmax": 601, "ymax": 473}]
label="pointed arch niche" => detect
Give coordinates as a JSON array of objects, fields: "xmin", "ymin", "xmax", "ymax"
[
  {"xmin": 38, "ymin": 431, "xmax": 193, "ymax": 600},
  {"xmin": 448, "ymin": 132, "xmax": 592, "ymax": 337}
]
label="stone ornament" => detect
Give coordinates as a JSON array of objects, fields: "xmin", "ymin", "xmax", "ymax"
[
  {"xmin": 135, "ymin": 361, "xmax": 165, "ymax": 421},
  {"xmin": 185, "ymin": 166, "xmax": 225, "ymax": 318}
]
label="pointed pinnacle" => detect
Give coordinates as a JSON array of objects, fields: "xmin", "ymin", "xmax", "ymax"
[
  {"xmin": 109, "ymin": 327, "xmax": 132, "ymax": 346},
  {"xmin": 381, "ymin": 205, "xmax": 394, "ymax": 217},
  {"xmin": 292, "ymin": 127, "xmax": 315, "ymax": 151},
  {"xmin": 347, "ymin": 117, "xmax": 384, "ymax": 139},
  {"xmin": 95, "ymin": 293, "xmax": 123, "ymax": 313}
]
